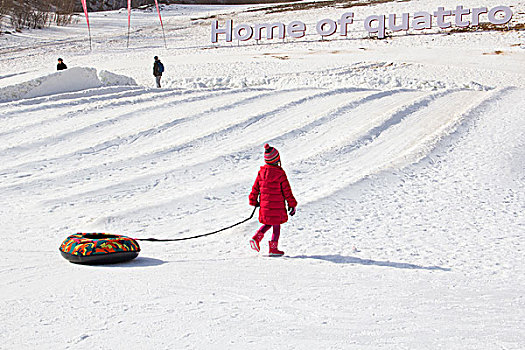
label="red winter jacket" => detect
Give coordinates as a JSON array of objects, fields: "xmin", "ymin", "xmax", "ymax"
[{"xmin": 249, "ymin": 164, "xmax": 297, "ymax": 225}]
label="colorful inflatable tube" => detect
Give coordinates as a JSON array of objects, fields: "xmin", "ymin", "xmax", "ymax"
[{"xmin": 59, "ymin": 232, "xmax": 140, "ymax": 264}]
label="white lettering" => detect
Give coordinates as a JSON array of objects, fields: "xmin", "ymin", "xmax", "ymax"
[
  {"xmin": 211, "ymin": 20, "xmax": 232, "ymax": 43},
  {"xmin": 388, "ymin": 13, "xmax": 409, "ymax": 32},
  {"xmin": 488, "ymin": 6, "xmax": 513, "ymax": 25},
  {"xmin": 234, "ymin": 24, "xmax": 253, "ymax": 41},
  {"xmin": 316, "ymin": 19, "xmax": 337, "ymax": 37},
  {"xmin": 287, "ymin": 21, "xmax": 306, "ymax": 38},
  {"xmin": 412, "ymin": 12, "xmax": 432, "ymax": 30},
  {"xmin": 471, "ymin": 7, "xmax": 488, "ymax": 26},
  {"xmin": 211, "ymin": 6, "xmax": 514, "ymax": 43},
  {"xmin": 434, "ymin": 7, "xmax": 452, "ymax": 28},
  {"xmin": 254, "ymin": 23, "xmax": 285, "ymax": 40},
  {"xmin": 364, "ymin": 15, "xmax": 386, "ymax": 39},
  {"xmin": 452, "ymin": 5, "xmax": 470, "ymax": 27},
  {"xmin": 338, "ymin": 12, "xmax": 354, "ymax": 36}
]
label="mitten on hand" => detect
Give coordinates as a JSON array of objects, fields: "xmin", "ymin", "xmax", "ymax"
[{"xmin": 288, "ymin": 207, "xmax": 296, "ymax": 216}]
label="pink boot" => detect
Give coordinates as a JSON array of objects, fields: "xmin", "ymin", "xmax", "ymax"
[
  {"xmin": 269, "ymin": 241, "xmax": 284, "ymax": 256},
  {"xmin": 250, "ymin": 231, "xmax": 264, "ymax": 252}
]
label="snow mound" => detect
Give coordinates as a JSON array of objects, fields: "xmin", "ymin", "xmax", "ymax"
[
  {"xmin": 98, "ymin": 70, "xmax": 137, "ymax": 87},
  {"xmin": 168, "ymin": 62, "xmax": 493, "ymax": 92},
  {"xmin": 0, "ymin": 67, "xmax": 137, "ymax": 103}
]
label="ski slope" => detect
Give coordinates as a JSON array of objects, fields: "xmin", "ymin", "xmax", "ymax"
[{"xmin": 0, "ymin": 0, "xmax": 524, "ymax": 349}]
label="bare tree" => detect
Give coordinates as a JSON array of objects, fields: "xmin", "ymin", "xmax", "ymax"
[
  {"xmin": 52, "ymin": 0, "xmax": 76, "ymax": 26},
  {"xmin": 0, "ymin": 0, "xmax": 12, "ymax": 33},
  {"xmin": 2, "ymin": 0, "xmax": 76, "ymax": 31}
]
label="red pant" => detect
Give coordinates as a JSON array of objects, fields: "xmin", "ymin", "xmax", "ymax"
[{"xmin": 256, "ymin": 224, "xmax": 280, "ymax": 241}]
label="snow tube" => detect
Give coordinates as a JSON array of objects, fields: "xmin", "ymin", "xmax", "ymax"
[{"xmin": 59, "ymin": 232, "xmax": 140, "ymax": 264}]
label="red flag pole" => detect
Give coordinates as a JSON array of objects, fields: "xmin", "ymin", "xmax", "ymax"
[
  {"xmin": 154, "ymin": 0, "xmax": 167, "ymax": 48},
  {"xmin": 127, "ymin": 0, "xmax": 131, "ymax": 48},
  {"xmin": 81, "ymin": 0, "xmax": 92, "ymax": 50}
]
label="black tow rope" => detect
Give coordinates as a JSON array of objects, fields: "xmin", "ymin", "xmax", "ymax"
[{"xmin": 135, "ymin": 207, "xmax": 257, "ymax": 242}]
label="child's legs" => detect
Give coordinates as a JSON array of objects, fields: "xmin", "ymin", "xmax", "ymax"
[
  {"xmin": 271, "ymin": 225, "xmax": 281, "ymax": 241},
  {"xmin": 259, "ymin": 224, "xmax": 272, "ymax": 234},
  {"xmin": 254, "ymin": 224, "xmax": 272, "ymax": 239}
]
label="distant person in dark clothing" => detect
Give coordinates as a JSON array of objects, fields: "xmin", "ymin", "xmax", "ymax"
[
  {"xmin": 153, "ymin": 56, "xmax": 164, "ymax": 88},
  {"xmin": 57, "ymin": 58, "xmax": 67, "ymax": 71}
]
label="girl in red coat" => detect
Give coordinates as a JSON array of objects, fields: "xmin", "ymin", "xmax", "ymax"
[{"xmin": 249, "ymin": 144, "xmax": 297, "ymax": 256}]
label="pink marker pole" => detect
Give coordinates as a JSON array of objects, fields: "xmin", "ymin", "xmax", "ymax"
[
  {"xmin": 81, "ymin": 0, "xmax": 92, "ymax": 50},
  {"xmin": 127, "ymin": 0, "xmax": 132, "ymax": 48},
  {"xmin": 154, "ymin": 0, "xmax": 167, "ymax": 48}
]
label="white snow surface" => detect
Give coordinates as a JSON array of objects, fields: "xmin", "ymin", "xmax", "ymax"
[
  {"xmin": 0, "ymin": 67, "xmax": 137, "ymax": 102},
  {"xmin": 0, "ymin": 0, "xmax": 524, "ymax": 349}
]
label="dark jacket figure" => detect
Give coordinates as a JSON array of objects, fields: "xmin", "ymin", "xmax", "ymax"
[
  {"xmin": 153, "ymin": 56, "xmax": 164, "ymax": 88},
  {"xmin": 57, "ymin": 58, "xmax": 67, "ymax": 71}
]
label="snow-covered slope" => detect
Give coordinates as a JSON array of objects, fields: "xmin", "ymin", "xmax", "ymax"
[{"xmin": 0, "ymin": 1, "xmax": 524, "ymax": 349}]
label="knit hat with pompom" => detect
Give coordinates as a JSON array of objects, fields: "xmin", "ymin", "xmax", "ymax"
[{"xmin": 264, "ymin": 143, "xmax": 280, "ymax": 165}]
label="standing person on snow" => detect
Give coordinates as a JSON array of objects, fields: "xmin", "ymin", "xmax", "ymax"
[
  {"xmin": 153, "ymin": 56, "xmax": 164, "ymax": 88},
  {"xmin": 249, "ymin": 144, "xmax": 297, "ymax": 256},
  {"xmin": 57, "ymin": 58, "xmax": 67, "ymax": 71}
]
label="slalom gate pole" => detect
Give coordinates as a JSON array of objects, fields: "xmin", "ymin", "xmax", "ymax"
[
  {"xmin": 161, "ymin": 22, "xmax": 167, "ymax": 49},
  {"xmin": 135, "ymin": 207, "xmax": 257, "ymax": 242},
  {"xmin": 81, "ymin": 0, "xmax": 92, "ymax": 51},
  {"xmin": 154, "ymin": 0, "xmax": 167, "ymax": 49},
  {"xmin": 88, "ymin": 27, "xmax": 92, "ymax": 51},
  {"xmin": 127, "ymin": 0, "xmax": 131, "ymax": 48}
]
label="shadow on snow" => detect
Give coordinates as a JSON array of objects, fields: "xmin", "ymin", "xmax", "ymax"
[
  {"xmin": 290, "ymin": 255, "xmax": 451, "ymax": 271},
  {"xmin": 100, "ymin": 256, "xmax": 166, "ymax": 267}
]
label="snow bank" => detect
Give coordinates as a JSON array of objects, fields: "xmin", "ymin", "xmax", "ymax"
[
  {"xmin": 170, "ymin": 67, "xmax": 492, "ymax": 91},
  {"xmin": 0, "ymin": 67, "xmax": 137, "ymax": 103},
  {"xmin": 98, "ymin": 70, "xmax": 137, "ymax": 87}
]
